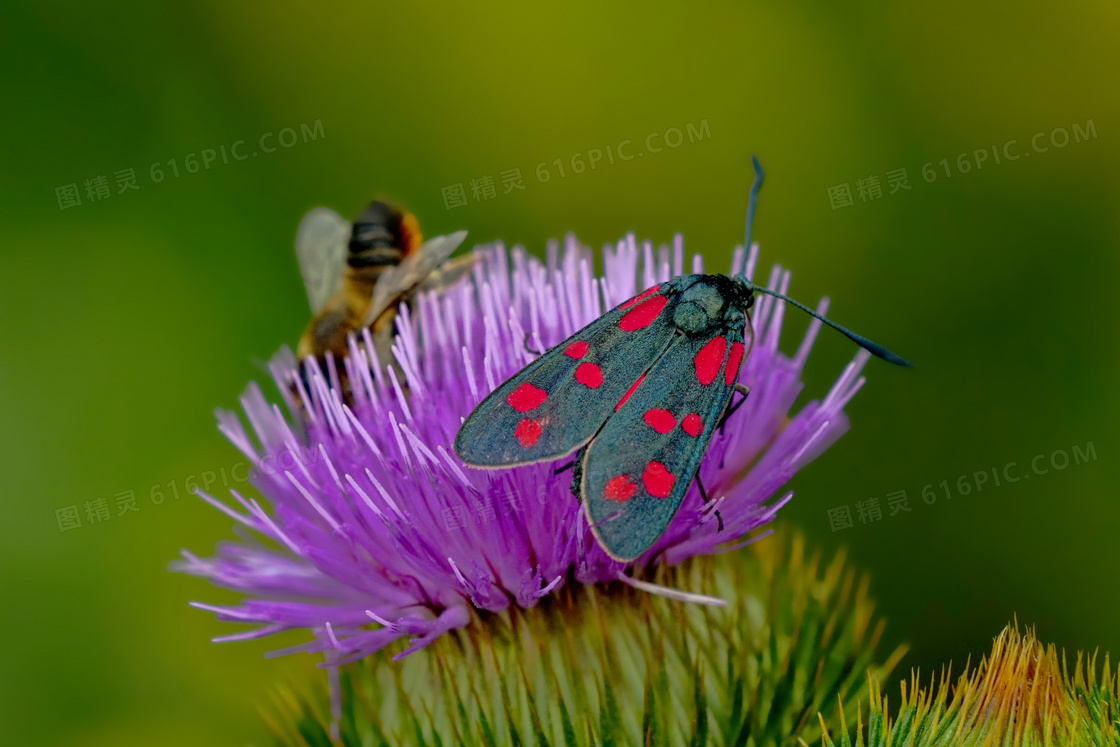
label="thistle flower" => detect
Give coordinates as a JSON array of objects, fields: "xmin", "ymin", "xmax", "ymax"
[
  {"xmin": 820, "ymin": 624, "xmax": 1120, "ymax": 747},
  {"xmin": 265, "ymin": 529, "xmax": 905, "ymax": 746},
  {"xmin": 174, "ymin": 232, "xmax": 877, "ymax": 734}
]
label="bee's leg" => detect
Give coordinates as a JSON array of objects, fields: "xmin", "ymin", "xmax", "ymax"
[
  {"xmin": 695, "ymin": 474, "xmax": 724, "ymax": 533},
  {"xmin": 523, "ymin": 332, "xmax": 543, "ymax": 357},
  {"xmin": 718, "ymin": 384, "xmax": 751, "ymax": 435}
]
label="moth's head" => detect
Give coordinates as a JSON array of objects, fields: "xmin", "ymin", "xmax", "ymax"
[{"xmin": 732, "ymin": 275, "xmax": 756, "ymax": 311}]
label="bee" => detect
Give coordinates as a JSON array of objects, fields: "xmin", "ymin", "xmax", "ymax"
[{"xmin": 294, "ymin": 200, "xmax": 471, "ymax": 393}]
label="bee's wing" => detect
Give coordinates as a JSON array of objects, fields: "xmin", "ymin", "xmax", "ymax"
[
  {"xmin": 362, "ymin": 230, "xmax": 469, "ymax": 326},
  {"xmin": 295, "ymin": 207, "xmax": 351, "ymax": 314},
  {"xmin": 416, "ymin": 252, "xmax": 478, "ymax": 292}
]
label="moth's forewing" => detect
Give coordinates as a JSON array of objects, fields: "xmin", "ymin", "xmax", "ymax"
[
  {"xmin": 454, "ymin": 282, "xmax": 679, "ymax": 468},
  {"xmin": 582, "ymin": 323, "xmax": 747, "ymax": 561}
]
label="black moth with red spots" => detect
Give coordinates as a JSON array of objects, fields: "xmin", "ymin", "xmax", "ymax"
[
  {"xmin": 454, "ymin": 157, "xmax": 910, "ymax": 562},
  {"xmin": 454, "ymin": 273, "xmax": 756, "ymax": 561}
]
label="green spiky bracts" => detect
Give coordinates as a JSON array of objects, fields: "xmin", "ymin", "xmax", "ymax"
[
  {"xmin": 820, "ymin": 625, "xmax": 1120, "ymax": 747},
  {"xmin": 264, "ymin": 529, "xmax": 904, "ymax": 746}
]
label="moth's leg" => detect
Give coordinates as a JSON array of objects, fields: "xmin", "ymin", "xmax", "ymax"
[
  {"xmin": 553, "ymin": 459, "xmax": 577, "ymax": 475},
  {"xmin": 523, "ymin": 332, "xmax": 543, "ymax": 357},
  {"xmin": 718, "ymin": 384, "xmax": 751, "ymax": 434},
  {"xmin": 568, "ymin": 447, "xmax": 587, "ymax": 503},
  {"xmin": 695, "ymin": 474, "xmax": 724, "ymax": 533}
]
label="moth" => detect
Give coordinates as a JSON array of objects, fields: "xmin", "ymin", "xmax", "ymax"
[{"xmin": 453, "ymin": 158, "xmax": 911, "ymax": 561}]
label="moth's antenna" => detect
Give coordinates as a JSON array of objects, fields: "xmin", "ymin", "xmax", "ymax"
[
  {"xmin": 744, "ymin": 154, "xmax": 764, "ymax": 254},
  {"xmin": 742, "ymin": 281, "xmax": 913, "ymax": 367},
  {"xmin": 737, "ymin": 154, "xmax": 911, "ymax": 367}
]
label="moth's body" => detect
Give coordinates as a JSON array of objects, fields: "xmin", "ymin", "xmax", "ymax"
[{"xmin": 293, "ymin": 200, "xmax": 470, "ymax": 401}]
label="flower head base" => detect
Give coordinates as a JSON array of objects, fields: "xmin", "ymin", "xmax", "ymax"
[
  {"xmin": 173, "ymin": 232, "xmax": 874, "ymax": 665},
  {"xmin": 264, "ymin": 529, "xmax": 905, "ymax": 747}
]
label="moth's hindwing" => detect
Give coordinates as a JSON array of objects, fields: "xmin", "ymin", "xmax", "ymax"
[
  {"xmin": 582, "ymin": 325, "xmax": 747, "ymax": 561},
  {"xmin": 454, "ymin": 282, "xmax": 681, "ymax": 467}
]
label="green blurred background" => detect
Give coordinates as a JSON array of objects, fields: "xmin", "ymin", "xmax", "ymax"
[{"xmin": 1, "ymin": 1, "xmax": 1117, "ymax": 744}]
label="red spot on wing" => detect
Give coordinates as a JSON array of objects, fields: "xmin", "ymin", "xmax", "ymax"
[
  {"xmin": 693, "ymin": 337, "xmax": 727, "ymax": 385},
  {"xmin": 574, "ymin": 362, "xmax": 603, "ymax": 388},
  {"xmin": 604, "ymin": 475, "xmax": 637, "ymax": 502},
  {"xmin": 620, "ymin": 285, "xmax": 662, "ymax": 309},
  {"xmin": 643, "ymin": 408, "xmax": 676, "ymax": 434},
  {"xmin": 514, "ymin": 418, "xmax": 542, "ymax": 447},
  {"xmin": 615, "ymin": 374, "xmax": 645, "ymax": 410},
  {"xmin": 681, "ymin": 414, "xmax": 703, "ymax": 437},
  {"xmin": 642, "ymin": 461, "xmax": 675, "ymax": 498},
  {"xmin": 506, "ymin": 382, "xmax": 547, "ymax": 412},
  {"xmin": 724, "ymin": 341, "xmax": 745, "ymax": 385},
  {"xmin": 619, "ymin": 295, "xmax": 667, "ymax": 331},
  {"xmin": 564, "ymin": 340, "xmax": 589, "ymax": 359}
]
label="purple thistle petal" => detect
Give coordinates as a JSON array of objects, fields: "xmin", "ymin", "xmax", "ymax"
[{"xmin": 173, "ymin": 233, "xmax": 876, "ymax": 662}]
